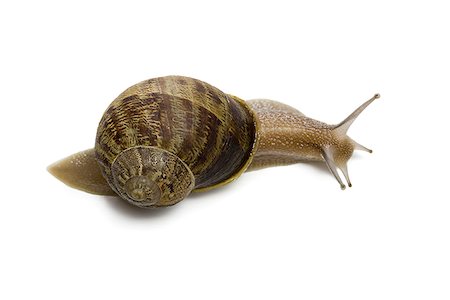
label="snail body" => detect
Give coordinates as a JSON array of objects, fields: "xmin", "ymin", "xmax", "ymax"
[{"xmin": 49, "ymin": 76, "xmax": 379, "ymax": 208}]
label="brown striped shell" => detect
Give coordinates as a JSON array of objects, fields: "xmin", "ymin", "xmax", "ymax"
[{"xmin": 94, "ymin": 76, "xmax": 259, "ymax": 208}]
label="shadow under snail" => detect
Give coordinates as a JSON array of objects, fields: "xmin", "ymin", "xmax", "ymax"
[{"xmin": 48, "ymin": 75, "xmax": 379, "ymax": 208}]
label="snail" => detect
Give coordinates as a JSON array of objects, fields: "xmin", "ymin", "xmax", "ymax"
[{"xmin": 48, "ymin": 75, "xmax": 379, "ymax": 208}]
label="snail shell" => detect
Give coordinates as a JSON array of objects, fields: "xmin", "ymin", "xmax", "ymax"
[
  {"xmin": 48, "ymin": 75, "xmax": 379, "ymax": 208},
  {"xmin": 97, "ymin": 76, "xmax": 257, "ymax": 207}
]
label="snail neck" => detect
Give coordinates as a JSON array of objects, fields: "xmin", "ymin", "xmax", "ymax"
[{"xmin": 246, "ymin": 99, "xmax": 331, "ymax": 170}]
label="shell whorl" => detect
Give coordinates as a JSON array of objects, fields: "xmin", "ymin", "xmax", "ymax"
[
  {"xmin": 111, "ymin": 146, "xmax": 194, "ymax": 207},
  {"xmin": 95, "ymin": 76, "xmax": 258, "ymax": 207}
]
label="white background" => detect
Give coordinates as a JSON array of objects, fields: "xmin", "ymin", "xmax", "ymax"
[{"xmin": 1, "ymin": 1, "xmax": 449, "ymax": 299}]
